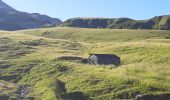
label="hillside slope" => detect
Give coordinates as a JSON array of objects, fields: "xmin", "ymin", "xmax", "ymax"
[
  {"xmin": 61, "ymin": 15, "xmax": 170, "ymax": 30},
  {"xmin": 0, "ymin": 0, "xmax": 62, "ymax": 31},
  {"xmin": 0, "ymin": 27, "xmax": 169, "ymax": 99}
]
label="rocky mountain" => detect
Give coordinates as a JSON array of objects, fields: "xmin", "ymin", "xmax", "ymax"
[
  {"xmin": 61, "ymin": 15, "xmax": 170, "ymax": 30},
  {"xmin": 0, "ymin": 0, "xmax": 62, "ymax": 31}
]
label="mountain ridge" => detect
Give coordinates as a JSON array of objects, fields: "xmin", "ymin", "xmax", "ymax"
[
  {"xmin": 1, "ymin": 0, "xmax": 170, "ymax": 30},
  {"xmin": 61, "ymin": 15, "xmax": 170, "ymax": 30},
  {"xmin": 0, "ymin": 0, "xmax": 62, "ymax": 31},
  {"xmin": 0, "ymin": 0, "xmax": 17, "ymax": 11}
]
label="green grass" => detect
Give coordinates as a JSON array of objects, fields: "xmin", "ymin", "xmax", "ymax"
[
  {"xmin": 17, "ymin": 27, "xmax": 170, "ymax": 42},
  {"xmin": 0, "ymin": 80, "xmax": 20, "ymax": 99},
  {"xmin": 0, "ymin": 27, "xmax": 170, "ymax": 100}
]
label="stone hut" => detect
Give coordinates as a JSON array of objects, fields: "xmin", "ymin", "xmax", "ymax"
[{"xmin": 88, "ymin": 54, "xmax": 121, "ymax": 66}]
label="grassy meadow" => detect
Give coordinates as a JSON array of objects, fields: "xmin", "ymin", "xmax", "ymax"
[{"xmin": 0, "ymin": 27, "xmax": 170, "ymax": 100}]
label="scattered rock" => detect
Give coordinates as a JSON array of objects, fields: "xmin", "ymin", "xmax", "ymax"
[{"xmin": 135, "ymin": 93, "xmax": 170, "ymax": 100}]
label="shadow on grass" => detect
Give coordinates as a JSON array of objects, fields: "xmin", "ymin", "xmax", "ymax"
[{"xmin": 66, "ymin": 91, "xmax": 91, "ymax": 100}]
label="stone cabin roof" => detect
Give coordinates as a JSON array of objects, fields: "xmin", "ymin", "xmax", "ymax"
[{"xmin": 90, "ymin": 54, "xmax": 120, "ymax": 58}]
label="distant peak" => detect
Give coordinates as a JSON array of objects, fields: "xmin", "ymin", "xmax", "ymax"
[{"xmin": 0, "ymin": 0, "xmax": 17, "ymax": 11}]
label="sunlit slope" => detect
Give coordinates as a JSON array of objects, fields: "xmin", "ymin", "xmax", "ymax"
[
  {"xmin": 0, "ymin": 28, "xmax": 170, "ymax": 100},
  {"xmin": 17, "ymin": 27, "xmax": 170, "ymax": 42}
]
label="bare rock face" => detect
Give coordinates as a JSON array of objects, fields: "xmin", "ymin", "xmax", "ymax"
[
  {"xmin": 135, "ymin": 93, "xmax": 170, "ymax": 100},
  {"xmin": 0, "ymin": 0, "xmax": 62, "ymax": 31}
]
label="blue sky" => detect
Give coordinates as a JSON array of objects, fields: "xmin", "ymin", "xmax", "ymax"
[{"xmin": 3, "ymin": 0, "xmax": 170, "ymax": 21}]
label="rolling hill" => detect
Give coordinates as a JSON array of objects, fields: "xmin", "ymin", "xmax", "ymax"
[
  {"xmin": 0, "ymin": 27, "xmax": 170, "ymax": 100},
  {"xmin": 61, "ymin": 15, "xmax": 170, "ymax": 30},
  {"xmin": 0, "ymin": 1, "xmax": 170, "ymax": 99},
  {"xmin": 0, "ymin": 0, "xmax": 62, "ymax": 31}
]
